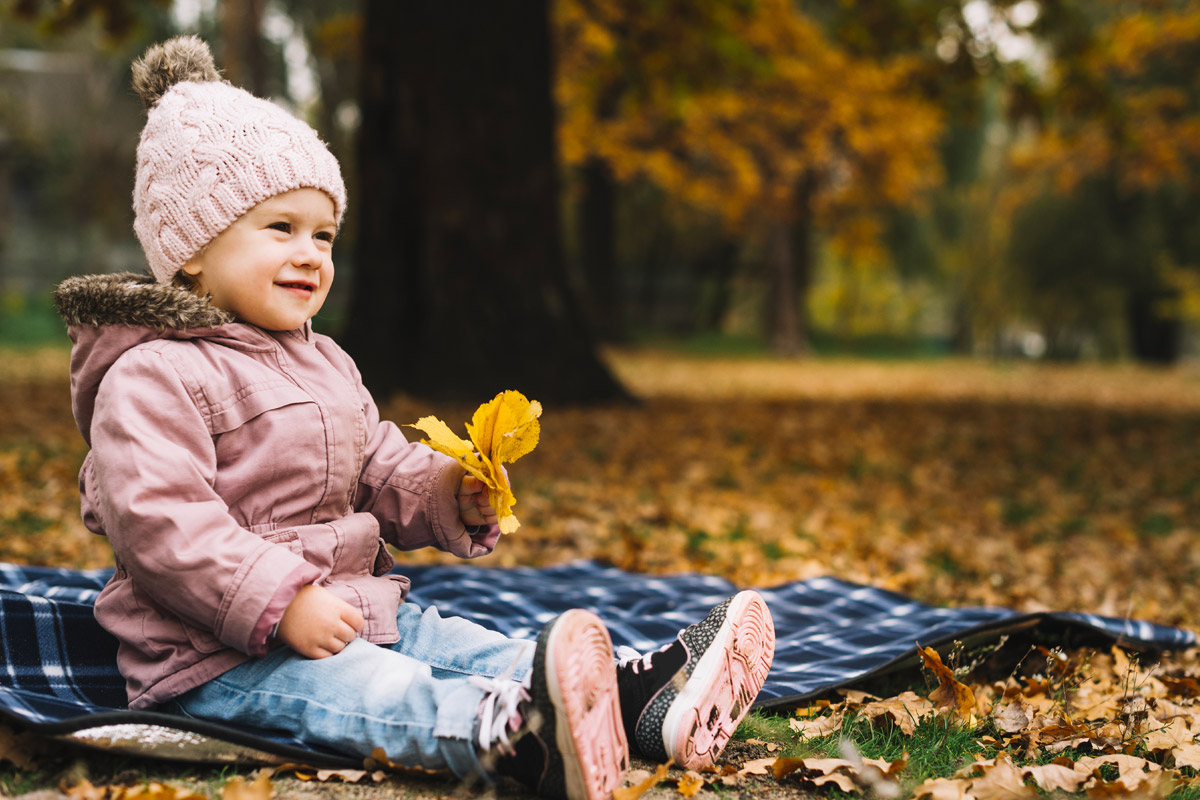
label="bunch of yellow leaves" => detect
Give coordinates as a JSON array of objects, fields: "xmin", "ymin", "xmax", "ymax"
[{"xmin": 406, "ymin": 391, "xmax": 542, "ymax": 534}]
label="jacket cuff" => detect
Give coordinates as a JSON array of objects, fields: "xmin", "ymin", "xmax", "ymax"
[
  {"xmin": 215, "ymin": 544, "xmax": 320, "ymax": 653},
  {"xmin": 246, "ymin": 561, "xmax": 323, "ymax": 656},
  {"xmin": 427, "ymin": 459, "xmax": 496, "ymax": 558}
]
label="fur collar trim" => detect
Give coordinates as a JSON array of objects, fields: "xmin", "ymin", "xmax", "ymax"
[{"xmin": 54, "ymin": 272, "xmax": 235, "ymax": 331}]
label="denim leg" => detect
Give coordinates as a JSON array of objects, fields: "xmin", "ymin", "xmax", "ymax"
[
  {"xmin": 386, "ymin": 602, "xmax": 535, "ymax": 684},
  {"xmin": 171, "ymin": 602, "xmax": 537, "ymax": 779}
]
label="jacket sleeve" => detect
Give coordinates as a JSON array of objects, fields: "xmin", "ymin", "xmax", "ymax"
[
  {"xmin": 86, "ymin": 346, "xmax": 321, "ymax": 655},
  {"xmin": 332, "ymin": 349, "xmax": 498, "ymax": 558}
]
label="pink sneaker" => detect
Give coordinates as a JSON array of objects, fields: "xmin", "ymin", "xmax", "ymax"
[
  {"xmin": 486, "ymin": 609, "xmax": 628, "ymax": 799},
  {"xmin": 616, "ymin": 590, "xmax": 775, "ymax": 769}
]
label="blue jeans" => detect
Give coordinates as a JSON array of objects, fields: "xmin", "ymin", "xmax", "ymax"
[{"xmin": 168, "ymin": 602, "xmax": 536, "ymax": 778}]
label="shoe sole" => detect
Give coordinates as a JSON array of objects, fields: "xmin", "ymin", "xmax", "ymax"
[
  {"xmin": 658, "ymin": 590, "xmax": 775, "ymax": 769},
  {"xmin": 534, "ymin": 609, "xmax": 628, "ymax": 800}
]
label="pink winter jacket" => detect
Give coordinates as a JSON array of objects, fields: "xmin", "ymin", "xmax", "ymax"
[{"xmin": 54, "ymin": 273, "xmax": 499, "ymax": 709}]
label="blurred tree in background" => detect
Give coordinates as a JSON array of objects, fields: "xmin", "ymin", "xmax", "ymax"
[
  {"xmin": 1003, "ymin": 1, "xmax": 1200, "ymax": 361},
  {"xmin": 556, "ymin": 0, "xmax": 946, "ymax": 355},
  {"xmin": 1, "ymin": 0, "xmax": 1198, "ymax": 384},
  {"xmin": 342, "ymin": 0, "xmax": 626, "ymax": 403}
]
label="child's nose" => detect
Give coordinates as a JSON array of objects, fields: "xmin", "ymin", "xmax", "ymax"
[{"xmin": 290, "ymin": 238, "xmax": 324, "ymax": 267}]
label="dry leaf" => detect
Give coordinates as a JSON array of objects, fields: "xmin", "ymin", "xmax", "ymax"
[
  {"xmin": 1074, "ymin": 753, "xmax": 1159, "ymax": 775},
  {"xmin": 840, "ymin": 690, "xmax": 880, "ymax": 704},
  {"xmin": 771, "ymin": 755, "xmax": 905, "ymax": 794},
  {"xmin": 1170, "ymin": 741, "xmax": 1200, "ymax": 770},
  {"xmin": 221, "ymin": 772, "xmax": 272, "ymax": 800},
  {"xmin": 407, "ymin": 390, "xmax": 541, "ymax": 533},
  {"xmin": 64, "ymin": 780, "xmax": 210, "ymax": 800},
  {"xmin": 920, "ymin": 645, "xmax": 976, "ymax": 721},
  {"xmin": 743, "ymin": 737, "xmax": 779, "ymax": 752},
  {"xmin": 913, "ymin": 776, "xmax": 974, "ymax": 800},
  {"xmin": 788, "ymin": 711, "xmax": 845, "ymax": 737},
  {"xmin": 676, "ymin": 770, "xmax": 706, "ymax": 797},
  {"xmin": 992, "ymin": 702, "xmax": 1030, "ymax": 734},
  {"xmin": 0, "ymin": 724, "xmax": 46, "ymax": 770},
  {"xmin": 64, "ymin": 780, "xmax": 106, "ymax": 800},
  {"xmin": 613, "ymin": 762, "xmax": 671, "ymax": 800},
  {"xmin": 268, "ymin": 763, "xmax": 385, "ymax": 783},
  {"xmin": 860, "ymin": 691, "xmax": 936, "ymax": 735},
  {"xmin": 1142, "ymin": 718, "xmax": 1194, "ymax": 753},
  {"xmin": 1160, "ymin": 676, "xmax": 1200, "ymax": 697},
  {"xmin": 963, "ymin": 758, "xmax": 1034, "ymax": 800},
  {"xmin": 736, "ymin": 757, "xmax": 778, "ymax": 776},
  {"xmin": 1021, "ymin": 763, "xmax": 1090, "ymax": 793}
]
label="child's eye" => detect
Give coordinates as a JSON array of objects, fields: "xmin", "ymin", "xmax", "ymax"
[
  {"xmin": 268, "ymin": 222, "xmax": 291, "ymax": 233},
  {"xmin": 315, "ymin": 231, "xmax": 336, "ymax": 244}
]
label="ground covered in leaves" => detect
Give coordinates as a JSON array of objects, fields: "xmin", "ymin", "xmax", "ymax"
[{"xmin": 2, "ymin": 346, "xmax": 1200, "ymax": 799}]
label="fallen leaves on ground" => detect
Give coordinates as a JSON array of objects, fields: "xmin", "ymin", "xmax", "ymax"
[
  {"xmin": 0, "ymin": 723, "xmax": 50, "ymax": 770},
  {"xmin": 63, "ymin": 770, "xmax": 272, "ymax": 800},
  {"xmin": 915, "ymin": 754, "xmax": 1177, "ymax": 800},
  {"xmin": 7, "ymin": 350, "xmax": 1200, "ymax": 798}
]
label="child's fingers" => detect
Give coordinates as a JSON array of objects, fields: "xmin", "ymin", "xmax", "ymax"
[
  {"xmin": 341, "ymin": 605, "xmax": 366, "ymax": 632},
  {"xmin": 474, "ymin": 493, "xmax": 498, "ymax": 522}
]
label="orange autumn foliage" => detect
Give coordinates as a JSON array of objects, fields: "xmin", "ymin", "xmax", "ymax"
[{"xmin": 554, "ymin": 0, "xmax": 943, "ymax": 254}]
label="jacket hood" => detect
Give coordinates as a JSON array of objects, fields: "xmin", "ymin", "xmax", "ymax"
[
  {"xmin": 55, "ymin": 271, "xmax": 235, "ymax": 330},
  {"xmin": 55, "ymin": 272, "xmax": 243, "ymax": 444}
]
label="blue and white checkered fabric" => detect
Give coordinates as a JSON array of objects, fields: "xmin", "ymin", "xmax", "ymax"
[{"xmin": 0, "ymin": 560, "xmax": 1191, "ymax": 747}]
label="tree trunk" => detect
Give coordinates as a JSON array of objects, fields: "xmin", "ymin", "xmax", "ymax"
[
  {"xmin": 697, "ymin": 238, "xmax": 740, "ymax": 332},
  {"xmin": 767, "ymin": 172, "xmax": 816, "ymax": 356},
  {"xmin": 343, "ymin": 0, "xmax": 627, "ymax": 404},
  {"xmin": 220, "ymin": 0, "xmax": 266, "ymax": 95},
  {"xmin": 578, "ymin": 157, "xmax": 622, "ymax": 341},
  {"xmin": 1127, "ymin": 289, "xmax": 1181, "ymax": 364}
]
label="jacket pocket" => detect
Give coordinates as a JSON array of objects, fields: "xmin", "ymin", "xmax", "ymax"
[
  {"xmin": 292, "ymin": 512, "xmax": 382, "ymax": 580},
  {"xmin": 261, "ymin": 528, "xmax": 304, "ymax": 558},
  {"xmin": 207, "ymin": 384, "xmax": 316, "ymax": 434},
  {"xmin": 208, "ymin": 385, "xmax": 329, "ymax": 525}
]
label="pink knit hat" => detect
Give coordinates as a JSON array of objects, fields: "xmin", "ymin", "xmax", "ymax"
[{"xmin": 131, "ymin": 36, "xmax": 346, "ymax": 285}]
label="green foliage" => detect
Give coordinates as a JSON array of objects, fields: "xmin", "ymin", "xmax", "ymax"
[{"xmin": 0, "ymin": 293, "xmax": 69, "ymax": 347}]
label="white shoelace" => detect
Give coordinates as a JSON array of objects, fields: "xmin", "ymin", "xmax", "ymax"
[
  {"xmin": 615, "ymin": 644, "xmax": 643, "ymax": 664},
  {"xmin": 470, "ymin": 676, "xmax": 531, "ymax": 753},
  {"xmin": 616, "ymin": 644, "xmax": 655, "ymax": 672}
]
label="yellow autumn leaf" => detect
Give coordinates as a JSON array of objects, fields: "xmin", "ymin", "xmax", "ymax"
[
  {"xmin": 676, "ymin": 771, "xmax": 706, "ymax": 797},
  {"xmin": 406, "ymin": 391, "xmax": 542, "ymax": 534},
  {"xmin": 220, "ymin": 772, "xmax": 273, "ymax": 800}
]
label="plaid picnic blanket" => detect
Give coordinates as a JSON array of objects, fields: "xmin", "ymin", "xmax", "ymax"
[{"xmin": 0, "ymin": 560, "xmax": 1192, "ymax": 765}]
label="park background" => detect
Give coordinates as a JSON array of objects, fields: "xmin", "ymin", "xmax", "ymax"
[{"xmin": 2, "ymin": 2, "xmax": 1200, "ymax": 797}]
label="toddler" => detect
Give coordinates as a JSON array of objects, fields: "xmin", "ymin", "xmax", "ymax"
[{"xmin": 54, "ymin": 36, "xmax": 775, "ymax": 800}]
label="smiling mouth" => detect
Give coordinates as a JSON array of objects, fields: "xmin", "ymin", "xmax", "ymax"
[{"xmin": 276, "ymin": 282, "xmax": 316, "ymax": 294}]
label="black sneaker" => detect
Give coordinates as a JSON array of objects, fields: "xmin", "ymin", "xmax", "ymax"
[
  {"xmin": 616, "ymin": 590, "xmax": 775, "ymax": 769},
  {"xmin": 484, "ymin": 609, "xmax": 628, "ymax": 799}
]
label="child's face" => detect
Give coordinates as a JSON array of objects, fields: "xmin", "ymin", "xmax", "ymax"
[{"xmin": 181, "ymin": 188, "xmax": 337, "ymax": 331}]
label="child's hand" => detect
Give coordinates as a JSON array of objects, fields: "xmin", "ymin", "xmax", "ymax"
[
  {"xmin": 276, "ymin": 584, "xmax": 365, "ymax": 659},
  {"xmin": 457, "ymin": 474, "xmax": 498, "ymax": 528}
]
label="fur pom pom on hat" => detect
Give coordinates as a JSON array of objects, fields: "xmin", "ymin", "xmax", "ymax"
[{"xmin": 132, "ymin": 35, "xmax": 346, "ymax": 285}]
